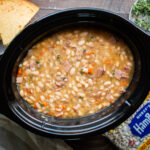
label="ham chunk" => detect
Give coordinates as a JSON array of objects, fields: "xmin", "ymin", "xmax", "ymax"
[
  {"xmin": 55, "ymin": 75, "xmax": 67, "ymax": 88},
  {"xmin": 65, "ymin": 40, "xmax": 71, "ymax": 47},
  {"xmin": 29, "ymin": 61, "xmax": 36, "ymax": 68},
  {"xmin": 109, "ymin": 36, "xmax": 117, "ymax": 44},
  {"xmin": 55, "ymin": 111, "xmax": 63, "ymax": 117},
  {"xmin": 106, "ymin": 93, "xmax": 113, "ymax": 100},
  {"xmin": 97, "ymin": 67, "xmax": 104, "ymax": 77},
  {"xmin": 91, "ymin": 91, "xmax": 101, "ymax": 99},
  {"xmin": 64, "ymin": 61, "xmax": 72, "ymax": 72},
  {"xmin": 55, "ymin": 81, "xmax": 65, "ymax": 87},
  {"xmin": 114, "ymin": 69, "xmax": 129, "ymax": 80},
  {"xmin": 124, "ymin": 66, "xmax": 131, "ymax": 72}
]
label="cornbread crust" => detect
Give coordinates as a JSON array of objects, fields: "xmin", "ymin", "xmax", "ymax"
[{"xmin": 0, "ymin": 0, "xmax": 39, "ymax": 45}]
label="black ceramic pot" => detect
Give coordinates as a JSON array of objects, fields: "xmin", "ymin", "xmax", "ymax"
[{"xmin": 0, "ymin": 8, "xmax": 150, "ymax": 139}]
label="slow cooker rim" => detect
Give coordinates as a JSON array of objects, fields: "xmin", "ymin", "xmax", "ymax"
[{"xmin": 1, "ymin": 8, "xmax": 150, "ymax": 138}]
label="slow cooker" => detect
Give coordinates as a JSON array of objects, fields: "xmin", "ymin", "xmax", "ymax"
[{"xmin": 0, "ymin": 8, "xmax": 150, "ymax": 139}]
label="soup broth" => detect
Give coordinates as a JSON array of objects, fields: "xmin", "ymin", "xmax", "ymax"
[{"xmin": 16, "ymin": 28, "xmax": 134, "ymax": 118}]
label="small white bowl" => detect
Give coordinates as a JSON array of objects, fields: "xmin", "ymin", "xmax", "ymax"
[{"xmin": 129, "ymin": 0, "xmax": 150, "ymax": 34}]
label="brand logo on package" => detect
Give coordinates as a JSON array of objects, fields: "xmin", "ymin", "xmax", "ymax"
[{"xmin": 129, "ymin": 103, "xmax": 150, "ymax": 138}]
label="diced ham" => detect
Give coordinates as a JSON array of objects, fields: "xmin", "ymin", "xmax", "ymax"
[
  {"xmin": 114, "ymin": 69, "xmax": 129, "ymax": 80},
  {"xmin": 109, "ymin": 36, "xmax": 117, "ymax": 44},
  {"xmin": 121, "ymin": 72, "xmax": 129, "ymax": 79},
  {"xmin": 124, "ymin": 66, "xmax": 131, "ymax": 72},
  {"xmin": 55, "ymin": 107, "xmax": 62, "ymax": 112},
  {"xmin": 65, "ymin": 40, "xmax": 71, "ymax": 47},
  {"xmin": 16, "ymin": 77, "xmax": 23, "ymax": 83},
  {"xmin": 97, "ymin": 67, "xmax": 104, "ymax": 77},
  {"xmin": 114, "ymin": 69, "xmax": 122, "ymax": 79},
  {"xmin": 55, "ymin": 111, "xmax": 63, "ymax": 117},
  {"xmin": 55, "ymin": 75, "xmax": 67, "ymax": 88},
  {"xmin": 61, "ymin": 98, "xmax": 68, "ymax": 102},
  {"xmin": 106, "ymin": 93, "xmax": 113, "ymax": 101},
  {"xmin": 55, "ymin": 88, "xmax": 62, "ymax": 91},
  {"xmin": 29, "ymin": 61, "xmax": 36, "ymax": 68},
  {"xmin": 64, "ymin": 61, "xmax": 72, "ymax": 72},
  {"xmin": 119, "ymin": 88, "xmax": 126, "ymax": 94},
  {"xmin": 91, "ymin": 91, "xmax": 101, "ymax": 99},
  {"xmin": 73, "ymin": 104, "xmax": 80, "ymax": 110},
  {"xmin": 55, "ymin": 81, "xmax": 65, "ymax": 87}
]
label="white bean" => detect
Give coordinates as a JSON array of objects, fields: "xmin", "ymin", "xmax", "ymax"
[
  {"xmin": 104, "ymin": 81, "xmax": 111, "ymax": 86},
  {"xmin": 70, "ymin": 67, "xmax": 76, "ymax": 75},
  {"xmin": 78, "ymin": 40, "xmax": 85, "ymax": 45},
  {"xmin": 38, "ymin": 81, "xmax": 44, "ymax": 87},
  {"xmin": 40, "ymin": 95, "xmax": 45, "ymax": 101},
  {"xmin": 75, "ymin": 62, "xmax": 80, "ymax": 67},
  {"xmin": 20, "ymin": 90, "xmax": 24, "ymax": 96}
]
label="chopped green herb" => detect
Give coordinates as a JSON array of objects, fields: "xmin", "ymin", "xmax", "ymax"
[
  {"xmin": 83, "ymin": 49, "xmax": 87, "ymax": 54},
  {"xmin": 80, "ymin": 69, "xmax": 84, "ymax": 75},
  {"xmin": 29, "ymin": 75, "xmax": 33, "ymax": 81},
  {"xmin": 79, "ymin": 96, "xmax": 83, "ymax": 99},
  {"xmin": 110, "ymin": 71, "xmax": 115, "ymax": 78},
  {"xmin": 87, "ymin": 35, "xmax": 94, "ymax": 42},
  {"xmin": 87, "ymin": 74, "xmax": 92, "ymax": 78},
  {"xmin": 40, "ymin": 103, "xmax": 44, "ymax": 107},
  {"xmin": 57, "ymin": 55, "xmax": 61, "ymax": 59},
  {"xmin": 36, "ymin": 60, "xmax": 40, "ymax": 64},
  {"xmin": 132, "ymin": 0, "xmax": 150, "ymax": 31},
  {"xmin": 63, "ymin": 77, "xmax": 66, "ymax": 81}
]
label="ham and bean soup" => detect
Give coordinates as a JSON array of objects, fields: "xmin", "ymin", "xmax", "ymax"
[{"xmin": 16, "ymin": 28, "xmax": 134, "ymax": 118}]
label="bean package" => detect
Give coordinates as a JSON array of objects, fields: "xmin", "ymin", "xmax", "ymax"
[{"xmin": 104, "ymin": 93, "xmax": 150, "ymax": 150}]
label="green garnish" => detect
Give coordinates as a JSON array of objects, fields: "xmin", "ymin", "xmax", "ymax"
[
  {"xmin": 132, "ymin": 0, "xmax": 150, "ymax": 31},
  {"xmin": 39, "ymin": 103, "xmax": 44, "ymax": 107},
  {"xmin": 36, "ymin": 60, "xmax": 40, "ymax": 64},
  {"xmin": 63, "ymin": 77, "xmax": 66, "ymax": 81},
  {"xmin": 87, "ymin": 35, "xmax": 94, "ymax": 42},
  {"xmin": 57, "ymin": 55, "xmax": 61, "ymax": 59},
  {"xmin": 80, "ymin": 69, "xmax": 84, "ymax": 75},
  {"xmin": 29, "ymin": 75, "xmax": 33, "ymax": 81},
  {"xmin": 83, "ymin": 49, "xmax": 86, "ymax": 54},
  {"xmin": 110, "ymin": 71, "xmax": 115, "ymax": 78},
  {"xmin": 79, "ymin": 96, "xmax": 83, "ymax": 99}
]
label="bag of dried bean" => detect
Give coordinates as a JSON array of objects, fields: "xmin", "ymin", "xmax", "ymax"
[{"xmin": 104, "ymin": 93, "xmax": 150, "ymax": 150}]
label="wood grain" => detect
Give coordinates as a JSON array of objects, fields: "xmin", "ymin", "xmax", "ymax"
[{"xmin": 31, "ymin": 0, "xmax": 137, "ymax": 13}]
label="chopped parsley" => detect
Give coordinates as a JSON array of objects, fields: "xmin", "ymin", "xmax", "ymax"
[
  {"xmin": 79, "ymin": 96, "xmax": 83, "ymax": 99},
  {"xmin": 57, "ymin": 55, "xmax": 61, "ymax": 59},
  {"xmin": 132, "ymin": 0, "xmax": 150, "ymax": 31},
  {"xmin": 87, "ymin": 35, "xmax": 94, "ymax": 42},
  {"xmin": 80, "ymin": 69, "xmax": 84, "ymax": 75},
  {"xmin": 29, "ymin": 75, "xmax": 33, "ymax": 81},
  {"xmin": 83, "ymin": 49, "xmax": 87, "ymax": 54},
  {"xmin": 36, "ymin": 60, "xmax": 40, "ymax": 64},
  {"xmin": 110, "ymin": 71, "xmax": 115, "ymax": 78},
  {"xmin": 112, "ymin": 71, "xmax": 115, "ymax": 75},
  {"xmin": 39, "ymin": 103, "xmax": 44, "ymax": 107}
]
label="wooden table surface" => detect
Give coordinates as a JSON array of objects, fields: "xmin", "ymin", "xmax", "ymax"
[
  {"xmin": 31, "ymin": 0, "xmax": 137, "ymax": 19},
  {"xmin": 0, "ymin": 0, "xmax": 137, "ymax": 150}
]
